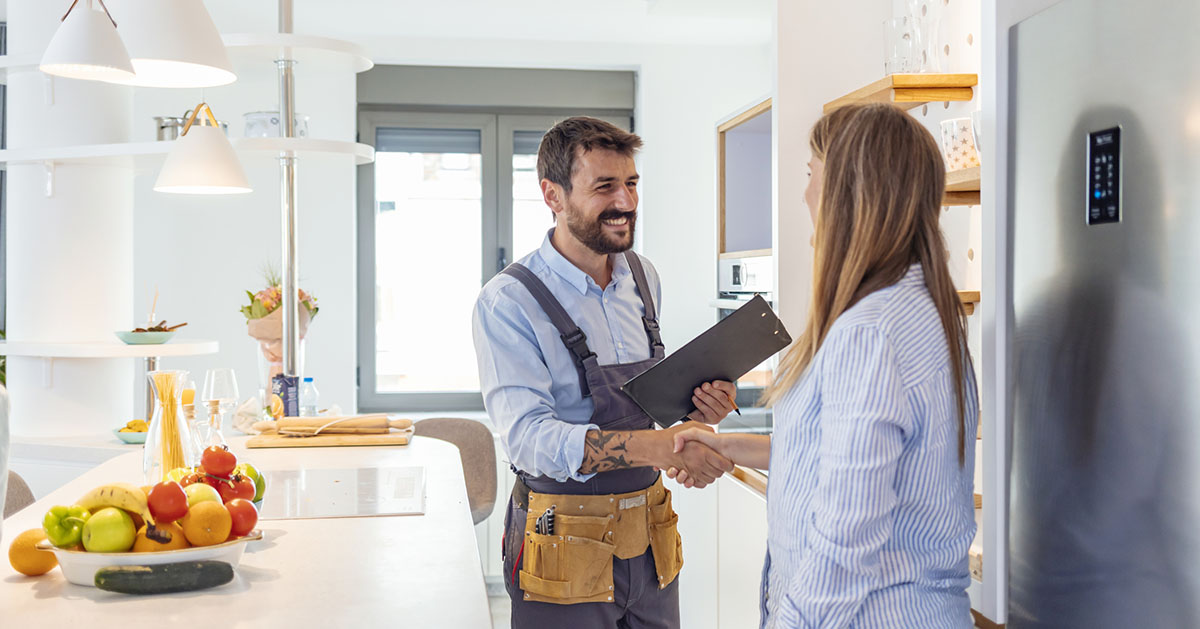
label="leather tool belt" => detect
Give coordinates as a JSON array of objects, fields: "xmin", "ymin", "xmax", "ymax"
[{"xmin": 514, "ymin": 477, "xmax": 684, "ymax": 605}]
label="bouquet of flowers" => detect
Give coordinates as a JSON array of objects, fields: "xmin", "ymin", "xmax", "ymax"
[{"xmin": 242, "ymin": 268, "xmax": 318, "ymax": 368}]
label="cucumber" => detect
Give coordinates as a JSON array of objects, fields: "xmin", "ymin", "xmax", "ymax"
[{"xmin": 94, "ymin": 561, "xmax": 234, "ymax": 594}]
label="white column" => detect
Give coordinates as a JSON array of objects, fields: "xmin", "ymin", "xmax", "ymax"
[{"xmin": 5, "ymin": 0, "xmax": 135, "ymax": 437}]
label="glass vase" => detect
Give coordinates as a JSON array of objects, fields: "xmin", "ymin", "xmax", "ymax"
[
  {"xmin": 144, "ymin": 370, "xmax": 195, "ymax": 485},
  {"xmin": 906, "ymin": 0, "xmax": 943, "ymax": 73}
]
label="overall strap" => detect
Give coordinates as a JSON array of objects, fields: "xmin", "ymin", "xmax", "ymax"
[
  {"xmin": 622, "ymin": 251, "xmax": 665, "ymax": 354},
  {"xmin": 500, "ymin": 263, "xmax": 596, "ymax": 397}
]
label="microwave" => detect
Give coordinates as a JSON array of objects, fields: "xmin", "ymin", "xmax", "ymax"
[{"xmin": 718, "ymin": 255, "xmax": 773, "ymax": 295}]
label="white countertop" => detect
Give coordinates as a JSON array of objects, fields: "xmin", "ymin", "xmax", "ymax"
[{"xmin": 1, "ymin": 436, "xmax": 491, "ymax": 628}]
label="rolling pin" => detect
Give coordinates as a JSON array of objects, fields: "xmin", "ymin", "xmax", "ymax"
[{"xmin": 253, "ymin": 415, "xmax": 413, "ymax": 436}]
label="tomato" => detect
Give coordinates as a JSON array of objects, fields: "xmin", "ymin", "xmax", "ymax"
[
  {"xmin": 180, "ymin": 473, "xmax": 202, "ymax": 487},
  {"xmin": 214, "ymin": 476, "xmax": 235, "ymax": 502},
  {"xmin": 225, "ymin": 499, "xmax": 258, "ymax": 538},
  {"xmin": 147, "ymin": 481, "xmax": 189, "ymax": 523},
  {"xmin": 201, "ymin": 446, "xmax": 237, "ymax": 477},
  {"xmin": 229, "ymin": 475, "xmax": 256, "ymax": 502}
]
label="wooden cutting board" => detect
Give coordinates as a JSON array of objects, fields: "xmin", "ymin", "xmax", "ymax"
[{"xmin": 246, "ymin": 429, "xmax": 414, "ymax": 449}]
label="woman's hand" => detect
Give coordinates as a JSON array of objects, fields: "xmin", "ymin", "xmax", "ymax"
[{"xmin": 686, "ymin": 380, "xmax": 738, "ymax": 424}]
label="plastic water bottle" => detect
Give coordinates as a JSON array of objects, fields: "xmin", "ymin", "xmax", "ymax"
[{"xmin": 299, "ymin": 377, "xmax": 319, "ymax": 417}]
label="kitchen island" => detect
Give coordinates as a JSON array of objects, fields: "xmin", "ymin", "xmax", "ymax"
[{"xmin": 1, "ymin": 435, "xmax": 491, "ymax": 627}]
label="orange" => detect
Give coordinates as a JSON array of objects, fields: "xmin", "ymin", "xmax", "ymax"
[
  {"xmin": 131, "ymin": 522, "xmax": 190, "ymax": 552},
  {"xmin": 269, "ymin": 393, "xmax": 284, "ymax": 419},
  {"xmin": 8, "ymin": 529, "xmax": 57, "ymax": 576},
  {"xmin": 180, "ymin": 501, "xmax": 231, "ymax": 547}
]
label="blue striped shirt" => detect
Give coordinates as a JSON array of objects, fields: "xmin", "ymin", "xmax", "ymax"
[
  {"xmin": 472, "ymin": 229, "xmax": 662, "ymax": 482},
  {"xmin": 763, "ymin": 264, "xmax": 978, "ymax": 628}
]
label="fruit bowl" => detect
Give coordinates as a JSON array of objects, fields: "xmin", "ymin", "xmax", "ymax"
[
  {"xmin": 36, "ymin": 529, "xmax": 263, "ymax": 587},
  {"xmin": 113, "ymin": 429, "xmax": 147, "ymax": 444},
  {"xmin": 114, "ymin": 330, "xmax": 176, "ymax": 345}
]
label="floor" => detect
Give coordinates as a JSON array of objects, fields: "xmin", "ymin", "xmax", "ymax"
[
  {"xmin": 487, "ymin": 580, "xmax": 511, "ymax": 629},
  {"xmin": 489, "ymin": 592, "xmax": 1000, "ymax": 629},
  {"xmin": 489, "ymin": 595, "xmax": 512, "ymax": 629}
]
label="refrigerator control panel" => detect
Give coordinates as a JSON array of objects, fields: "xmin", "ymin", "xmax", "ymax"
[{"xmin": 1087, "ymin": 126, "xmax": 1121, "ymax": 225}]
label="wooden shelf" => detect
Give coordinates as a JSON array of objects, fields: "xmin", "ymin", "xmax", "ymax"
[
  {"xmin": 944, "ymin": 166, "xmax": 981, "ymax": 206},
  {"xmin": 718, "ymin": 248, "xmax": 772, "ymax": 260},
  {"xmin": 959, "ymin": 290, "xmax": 980, "ymax": 316},
  {"xmin": 823, "ymin": 73, "xmax": 978, "ymax": 114}
]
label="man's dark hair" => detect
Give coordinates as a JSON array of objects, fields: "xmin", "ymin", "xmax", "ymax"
[{"xmin": 537, "ymin": 117, "xmax": 643, "ymax": 193}]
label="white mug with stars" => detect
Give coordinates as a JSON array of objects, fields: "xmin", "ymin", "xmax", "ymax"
[{"xmin": 940, "ymin": 117, "xmax": 980, "ymax": 171}]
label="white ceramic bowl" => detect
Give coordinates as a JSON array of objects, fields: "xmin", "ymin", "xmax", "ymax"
[{"xmin": 37, "ymin": 529, "xmax": 263, "ymax": 587}]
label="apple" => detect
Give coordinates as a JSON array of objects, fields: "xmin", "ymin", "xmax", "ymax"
[
  {"xmin": 81, "ymin": 507, "xmax": 136, "ymax": 552},
  {"xmin": 184, "ymin": 482, "xmax": 221, "ymax": 507}
]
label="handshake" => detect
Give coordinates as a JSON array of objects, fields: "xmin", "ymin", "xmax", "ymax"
[{"xmin": 654, "ymin": 422, "xmax": 733, "ymax": 489}]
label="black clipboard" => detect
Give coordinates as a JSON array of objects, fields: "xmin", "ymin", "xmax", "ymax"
[{"xmin": 619, "ymin": 295, "xmax": 792, "ymax": 427}]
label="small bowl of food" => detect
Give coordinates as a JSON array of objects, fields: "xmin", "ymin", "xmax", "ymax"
[
  {"xmin": 115, "ymin": 321, "xmax": 186, "ymax": 345},
  {"xmin": 114, "ymin": 419, "xmax": 149, "ymax": 444}
]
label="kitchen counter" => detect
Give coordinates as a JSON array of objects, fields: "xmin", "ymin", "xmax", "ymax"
[{"xmin": 1, "ymin": 435, "xmax": 491, "ymax": 628}]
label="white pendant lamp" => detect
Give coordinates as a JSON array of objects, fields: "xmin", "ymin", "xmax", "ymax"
[
  {"xmin": 39, "ymin": 0, "xmax": 136, "ymax": 83},
  {"xmin": 154, "ymin": 103, "xmax": 252, "ymax": 195},
  {"xmin": 107, "ymin": 0, "xmax": 236, "ymax": 88}
]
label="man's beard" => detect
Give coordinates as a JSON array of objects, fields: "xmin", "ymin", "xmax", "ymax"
[{"xmin": 564, "ymin": 203, "xmax": 636, "ymax": 255}]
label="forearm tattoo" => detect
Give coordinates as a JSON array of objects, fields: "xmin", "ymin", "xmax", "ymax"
[{"xmin": 580, "ymin": 430, "xmax": 635, "ymax": 474}]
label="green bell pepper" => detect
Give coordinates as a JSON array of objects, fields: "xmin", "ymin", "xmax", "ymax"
[{"xmin": 43, "ymin": 505, "xmax": 91, "ymax": 548}]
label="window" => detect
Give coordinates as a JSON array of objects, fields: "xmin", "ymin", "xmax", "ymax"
[{"xmin": 358, "ymin": 112, "xmax": 632, "ymax": 411}]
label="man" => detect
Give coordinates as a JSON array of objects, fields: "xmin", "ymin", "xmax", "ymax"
[{"xmin": 472, "ymin": 117, "xmax": 738, "ymax": 628}]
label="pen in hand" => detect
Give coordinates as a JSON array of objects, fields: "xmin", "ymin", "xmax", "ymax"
[{"xmin": 727, "ymin": 392, "xmax": 741, "ymax": 416}]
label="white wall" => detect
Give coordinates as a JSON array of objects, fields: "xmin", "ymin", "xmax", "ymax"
[{"xmin": 130, "ymin": 49, "xmax": 360, "ymax": 416}]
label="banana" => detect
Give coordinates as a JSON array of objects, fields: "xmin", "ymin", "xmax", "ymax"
[{"xmin": 76, "ymin": 482, "xmax": 171, "ymax": 543}]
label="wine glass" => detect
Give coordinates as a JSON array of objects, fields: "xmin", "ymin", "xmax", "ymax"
[{"xmin": 201, "ymin": 368, "xmax": 239, "ymax": 447}]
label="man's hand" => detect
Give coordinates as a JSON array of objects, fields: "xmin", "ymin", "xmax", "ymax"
[
  {"xmin": 658, "ymin": 423, "xmax": 732, "ymax": 489},
  {"xmin": 685, "ymin": 380, "xmax": 738, "ymax": 425},
  {"xmin": 666, "ymin": 427, "xmax": 727, "ymax": 488},
  {"xmin": 578, "ymin": 422, "xmax": 733, "ymax": 484}
]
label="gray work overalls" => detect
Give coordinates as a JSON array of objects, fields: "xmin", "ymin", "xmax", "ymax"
[{"xmin": 500, "ymin": 251, "xmax": 680, "ymax": 629}]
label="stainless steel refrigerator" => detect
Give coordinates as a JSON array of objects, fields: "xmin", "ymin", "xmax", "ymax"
[{"xmin": 1008, "ymin": 0, "xmax": 1200, "ymax": 626}]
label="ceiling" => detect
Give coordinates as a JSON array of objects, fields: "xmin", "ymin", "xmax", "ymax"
[{"xmin": 204, "ymin": 0, "xmax": 775, "ymax": 50}]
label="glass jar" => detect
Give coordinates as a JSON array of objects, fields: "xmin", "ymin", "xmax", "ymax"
[{"xmin": 144, "ymin": 370, "xmax": 195, "ymax": 484}]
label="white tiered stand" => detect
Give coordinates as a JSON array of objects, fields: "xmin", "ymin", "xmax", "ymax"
[{"xmin": 0, "ymin": 4, "xmax": 374, "ymax": 497}]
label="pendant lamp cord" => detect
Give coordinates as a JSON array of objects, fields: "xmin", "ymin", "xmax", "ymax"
[
  {"xmin": 180, "ymin": 103, "xmax": 222, "ymax": 137},
  {"xmin": 62, "ymin": 0, "xmax": 119, "ymax": 28}
]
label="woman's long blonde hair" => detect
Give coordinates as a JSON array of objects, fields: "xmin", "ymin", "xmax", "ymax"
[{"xmin": 763, "ymin": 102, "xmax": 973, "ymax": 464}]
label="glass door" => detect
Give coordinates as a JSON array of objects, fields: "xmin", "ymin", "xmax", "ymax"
[
  {"xmin": 359, "ymin": 112, "xmax": 631, "ymax": 411},
  {"xmin": 358, "ymin": 112, "xmax": 497, "ymax": 411},
  {"xmin": 498, "ymin": 115, "xmax": 635, "ymax": 267}
]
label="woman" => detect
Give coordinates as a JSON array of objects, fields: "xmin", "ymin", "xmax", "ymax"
[{"xmin": 675, "ymin": 102, "xmax": 978, "ymax": 627}]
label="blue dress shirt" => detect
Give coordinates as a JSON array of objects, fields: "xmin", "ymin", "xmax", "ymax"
[
  {"xmin": 764, "ymin": 264, "xmax": 979, "ymax": 628},
  {"xmin": 472, "ymin": 229, "xmax": 662, "ymax": 483}
]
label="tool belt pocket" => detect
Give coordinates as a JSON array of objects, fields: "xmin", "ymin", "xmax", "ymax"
[
  {"xmin": 647, "ymin": 488, "xmax": 683, "ymax": 589},
  {"xmin": 519, "ymin": 514, "xmax": 617, "ymax": 605}
]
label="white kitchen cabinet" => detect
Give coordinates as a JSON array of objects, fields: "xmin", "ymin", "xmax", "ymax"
[{"xmin": 717, "ymin": 473, "xmax": 769, "ymax": 628}]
